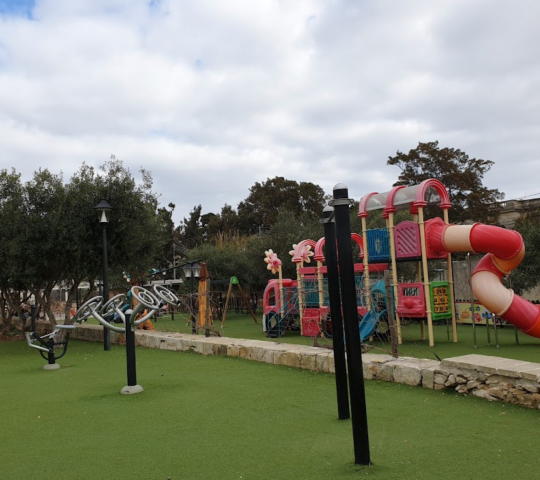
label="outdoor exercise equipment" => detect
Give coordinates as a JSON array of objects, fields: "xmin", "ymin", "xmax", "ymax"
[
  {"xmin": 25, "ymin": 324, "xmax": 77, "ymax": 370},
  {"xmin": 73, "ymin": 286, "xmax": 160, "ymax": 394}
]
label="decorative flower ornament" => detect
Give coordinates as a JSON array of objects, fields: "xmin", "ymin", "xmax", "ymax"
[
  {"xmin": 299, "ymin": 244, "xmax": 314, "ymax": 263},
  {"xmin": 289, "ymin": 244, "xmax": 297, "ymax": 258},
  {"xmin": 264, "ymin": 249, "xmax": 282, "ymax": 274},
  {"xmin": 289, "ymin": 243, "xmax": 315, "ymax": 264}
]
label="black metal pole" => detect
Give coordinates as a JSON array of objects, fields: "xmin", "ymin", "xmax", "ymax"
[
  {"xmin": 332, "ymin": 183, "xmax": 371, "ymax": 466},
  {"xmin": 322, "ymin": 205, "xmax": 350, "ymax": 420},
  {"xmin": 102, "ymin": 223, "xmax": 111, "ymax": 351},
  {"xmin": 124, "ymin": 311, "xmax": 137, "ymax": 386},
  {"xmin": 191, "ymin": 275, "xmax": 197, "ymax": 334},
  {"xmin": 47, "ymin": 337, "xmax": 56, "ymax": 365}
]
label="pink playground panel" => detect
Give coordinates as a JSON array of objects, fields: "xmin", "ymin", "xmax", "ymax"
[
  {"xmin": 394, "ymin": 219, "xmax": 447, "ymax": 260},
  {"xmin": 394, "ymin": 220, "xmax": 421, "ymax": 259}
]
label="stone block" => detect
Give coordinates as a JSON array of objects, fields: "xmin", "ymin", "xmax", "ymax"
[
  {"xmin": 327, "ymin": 354, "xmax": 335, "ymax": 374},
  {"xmin": 516, "ymin": 366, "xmax": 540, "ymax": 382},
  {"xmin": 275, "ymin": 351, "xmax": 301, "ymax": 368},
  {"xmin": 422, "ymin": 367, "xmax": 437, "ymax": 389},
  {"xmin": 256, "ymin": 347, "xmax": 276, "ymax": 364},
  {"xmin": 515, "ymin": 380, "xmax": 540, "ymax": 393},
  {"xmin": 445, "ymin": 374, "xmax": 457, "ymax": 387},
  {"xmin": 362, "ymin": 353, "xmax": 394, "ymax": 364},
  {"xmin": 136, "ymin": 333, "xmax": 161, "ymax": 349},
  {"xmin": 159, "ymin": 337, "xmax": 179, "ymax": 351},
  {"xmin": 471, "ymin": 389, "xmax": 498, "ymax": 402},
  {"xmin": 227, "ymin": 344, "xmax": 240, "ymax": 357},
  {"xmin": 378, "ymin": 362, "xmax": 395, "ymax": 382},
  {"xmin": 212, "ymin": 344, "xmax": 229, "ymax": 356},
  {"xmin": 434, "ymin": 373, "xmax": 447, "ymax": 385},
  {"xmin": 455, "ymin": 385, "xmax": 468, "ymax": 394},
  {"xmin": 485, "ymin": 375, "xmax": 515, "ymax": 388},
  {"xmin": 393, "ymin": 362, "xmax": 422, "ymax": 386},
  {"xmin": 299, "ymin": 353, "xmax": 318, "ymax": 371},
  {"xmin": 442, "ymin": 354, "xmax": 528, "ymax": 376},
  {"xmin": 466, "ymin": 380, "xmax": 481, "ymax": 390},
  {"xmin": 315, "ymin": 352, "xmax": 333, "ymax": 373},
  {"xmin": 194, "ymin": 340, "xmax": 215, "ymax": 356},
  {"xmin": 363, "ymin": 362, "xmax": 373, "ymax": 380}
]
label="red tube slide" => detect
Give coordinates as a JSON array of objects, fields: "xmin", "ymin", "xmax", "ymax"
[{"xmin": 427, "ymin": 220, "xmax": 540, "ymax": 338}]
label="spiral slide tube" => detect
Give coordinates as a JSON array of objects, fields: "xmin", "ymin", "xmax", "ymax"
[{"xmin": 427, "ymin": 222, "xmax": 540, "ymax": 338}]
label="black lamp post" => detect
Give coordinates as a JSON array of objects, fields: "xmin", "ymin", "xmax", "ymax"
[
  {"xmin": 182, "ymin": 261, "xmax": 201, "ymax": 334},
  {"xmin": 95, "ymin": 199, "xmax": 113, "ymax": 351},
  {"xmin": 322, "ymin": 204, "xmax": 350, "ymax": 421},
  {"xmin": 331, "ymin": 183, "xmax": 370, "ymax": 465}
]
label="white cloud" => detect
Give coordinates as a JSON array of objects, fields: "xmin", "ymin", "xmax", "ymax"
[{"xmin": 1, "ymin": 0, "xmax": 540, "ymax": 223}]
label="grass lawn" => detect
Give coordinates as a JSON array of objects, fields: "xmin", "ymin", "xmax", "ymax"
[
  {"xmin": 2, "ymin": 339, "xmax": 540, "ymax": 479},
  {"xmin": 97, "ymin": 310, "xmax": 540, "ymax": 363}
]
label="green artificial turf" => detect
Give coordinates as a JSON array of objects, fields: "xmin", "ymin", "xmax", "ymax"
[{"xmin": 2, "ymin": 339, "xmax": 540, "ymax": 479}]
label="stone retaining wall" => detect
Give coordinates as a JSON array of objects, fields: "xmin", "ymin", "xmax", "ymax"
[{"xmin": 37, "ymin": 322, "xmax": 540, "ymax": 410}]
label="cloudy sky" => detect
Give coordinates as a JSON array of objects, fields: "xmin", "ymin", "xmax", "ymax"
[{"xmin": 1, "ymin": 0, "xmax": 539, "ymax": 224}]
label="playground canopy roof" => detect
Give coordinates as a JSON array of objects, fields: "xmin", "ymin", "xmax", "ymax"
[{"xmin": 358, "ymin": 179, "xmax": 452, "ymax": 218}]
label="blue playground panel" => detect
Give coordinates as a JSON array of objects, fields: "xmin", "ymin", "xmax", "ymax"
[{"xmin": 366, "ymin": 229, "xmax": 390, "ymax": 262}]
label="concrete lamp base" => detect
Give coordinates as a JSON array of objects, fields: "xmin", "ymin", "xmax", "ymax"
[
  {"xmin": 120, "ymin": 385, "xmax": 144, "ymax": 395},
  {"xmin": 43, "ymin": 363, "xmax": 61, "ymax": 371}
]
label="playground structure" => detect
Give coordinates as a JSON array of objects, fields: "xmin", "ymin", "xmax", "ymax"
[
  {"xmin": 146, "ymin": 262, "xmax": 256, "ymax": 333},
  {"xmin": 263, "ymin": 178, "xmax": 540, "ymax": 347},
  {"xmin": 262, "ymin": 243, "xmax": 389, "ymax": 341},
  {"xmin": 358, "ymin": 180, "xmax": 456, "ymax": 347},
  {"xmin": 359, "ymin": 179, "xmax": 540, "ymax": 346}
]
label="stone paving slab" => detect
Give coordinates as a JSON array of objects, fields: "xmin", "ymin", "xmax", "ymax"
[{"xmin": 441, "ymin": 354, "xmax": 540, "ymax": 382}]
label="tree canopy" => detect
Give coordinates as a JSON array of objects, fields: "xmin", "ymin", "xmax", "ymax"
[
  {"xmin": 387, "ymin": 141, "xmax": 504, "ymax": 224},
  {"xmin": 177, "ymin": 177, "xmax": 327, "ymax": 251},
  {"xmin": 237, "ymin": 177, "xmax": 326, "ymax": 233},
  {"xmin": 0, "ymin": 158, "xmax": 168, "ymax": 331}
]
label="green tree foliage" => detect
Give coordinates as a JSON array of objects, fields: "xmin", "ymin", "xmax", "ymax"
[
  {"xmin": 237, "ymin": 177, "xmax": 326, "ymax": 233},
  {"xmin": 0, "ymin": 158, "xmax": 168, "ymax": 331},
  {"xmin": 178, "ymin": 205, "xmax": 204, "ymax": 250},
  {"xmin": 387, "ymin": 141, "xmax": 504, "ymax": 224},
  {"xmin": 157, "ymin": 202, "xmax": 178, "ymax": 269},
  {"xmin": 178, "ymin": 177, "xmax": 327, "ymax": 251},
  {"xmin": 0, "ymin": 169, "xmax": 29, "ymax": 331},
  {"xmin": 204, "ymin": 204, "xmax": 241, "ymax": 239},
  {"xmin": 23, "ymin": 169, "xmax": 67, "ymax": 322},
  {"xmin": 186, "ymin": 209, "xmax": 324, "ymax": 295},
  {"xmin": 511, "ymin": 212, "xmax": 540, "ymax": 295}
]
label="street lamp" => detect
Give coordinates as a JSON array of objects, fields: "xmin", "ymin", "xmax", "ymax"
[
  {"xmin": 95, "ymin": 199, "xmax": 113, "ymax": 351},
  {"xmin": 183, "ymin": 261, "xmax": 201, "ymax": 334}
]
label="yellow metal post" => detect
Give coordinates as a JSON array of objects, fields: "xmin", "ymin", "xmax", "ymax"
[
  {"xmin": 361, "ymin": 217, "xmax": 372, "ymax": 311},
  {"xmin": 443, "ymin": 209, "xmax": 458, "ymax": 342},
  {"xmin": 387, "ymin": 212, "xmax": 402, "ymax": 344},
  {"xmin": 418, "ymin": 207, "xmax": 435, "ymax": 347}
]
